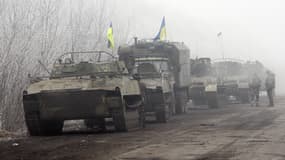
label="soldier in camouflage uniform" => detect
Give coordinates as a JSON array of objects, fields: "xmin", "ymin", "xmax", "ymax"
[
  {"xmin": 249, "ymin": 73, "xmax": 261, "ymax": 107},
  {"xmin": 265, "ymin": 71, "xmax": 275, "ymax": 107}
]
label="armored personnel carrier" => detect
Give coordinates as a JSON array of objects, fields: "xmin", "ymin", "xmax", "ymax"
[
  {"xmin": 213, "ymin": 59, "xmax": 273, "ymax": 104},
  {"xmin": 213, "ymin": 59, "xmax": 253, "ymax": 104},
  {"xmin": 118, "ymin": 39, "xmax": 191, "ymax": 122},
  {"xmin": 23, "ymin": 51, "xmax": 144, "ymax": 136},
  {"xmin": 190, "ymin": 58, "xmax": 220, "ymax": 108}
]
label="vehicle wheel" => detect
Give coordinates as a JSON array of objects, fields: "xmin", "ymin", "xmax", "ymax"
[
  {"xmin": 139, "ymin": 88, "xmax": 147, "ymax": 128},
  {"xmin": 206, "ymin": 92, "xmax": 219, "ymax": 108},
  {"xmin": 112, "ymin": 110, "xmax": 127, "ymax": 132},
  {"xmin": 175, "ymin": 99, "xmax": 183, "ymax": 114},
  {"xmin": 175, "ymin": 89, "xmax": 188, "ymax": 114},
  {"xmin": 112, "ymin": 96, "xmax": 145, "ymax": 132},
  {"xmin": 175, "ymin": 93, "xmax": 184, "ymax": 114},
  {"xmin": 84, "ymin": 118, "xmax": 106, "ymax": 130},
  {"xmin": 240, "ymin": 95, "xmax": 250, "ymax": 103},
  {"xmin": 155, "ymin": 104, "xmax": 170, "ymax": 123},
  {"xmin": 239, "ymin": 89, "xmax": 250, "ymax": 103},
  {"xmin": 25, "ymin": 112, "xmax": 63, "ymax": 136},
  {"xmin": 111, "ymin": 101, "xmax": 127, "ymax": 132},
  {"xmin": 138, "ymin": 103, "xmax": 146, "ymax": 128}
]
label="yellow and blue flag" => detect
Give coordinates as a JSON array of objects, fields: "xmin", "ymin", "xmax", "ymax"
[
  {"xmin": 217, "ymin": 32, "xmax": 222, "ymax": 37},
  {"xmin": 107, "ymin": 23, "xmax": 115, "ymax": 49},
  {"xmin": 154, "ymin": 16, "xmax": 166, "ymax": 41}
]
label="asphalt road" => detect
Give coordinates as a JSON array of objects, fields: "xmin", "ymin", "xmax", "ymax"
[{"xmin": 1, "ymin": 96, "xmax": 285, "ymax": 160}]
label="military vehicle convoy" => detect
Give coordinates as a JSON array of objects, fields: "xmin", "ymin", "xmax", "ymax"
[
  {"xmin": 189, "ymin": 58, "xmax": 220, "ymax": 108},
  {"xmin": 214, "ymin": 59, "xmax": 272, "ymax": 104},
  {"xmin": 118, "ymin": 39, "xmax": 191, "ymax": 122},
  {"xmin": 23, "ymin": 51, "xmax": 145, "ymax": 136},
  {"xmin": 190, "ymin": 57, "xmax": 270, "ymax": 108},
  {"xmin": 22, "ymin": 46, "xmax": 272, "ymax": 136}
]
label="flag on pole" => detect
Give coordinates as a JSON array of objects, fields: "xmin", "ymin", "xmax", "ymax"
[
  {"xmin": 107, "ymin": 23, "xmax": 115, "ymax": 49},
  {"xmin": 217, "ymin": 32, "xmax": 222, "ymax": 37},
  {"xmin": 154, "ymin": 16, "xmax": 167, "ymax": 41}
]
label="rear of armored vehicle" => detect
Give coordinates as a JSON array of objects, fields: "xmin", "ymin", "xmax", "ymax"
[
  {"xmin": 214, "ymin": 60, "xmax": 251, "ymax": 104},
  {"xmin": 23, "ymin": 52, "xmax": 144, "ymax": 136},
  {"xmin": 190, "ymin": 58, "xmax": 220, "ymax": 108}
]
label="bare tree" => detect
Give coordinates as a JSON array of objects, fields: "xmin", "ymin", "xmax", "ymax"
[{"xmin": 0, "ymin": 0, "xmax": 131, "ymax": 132}]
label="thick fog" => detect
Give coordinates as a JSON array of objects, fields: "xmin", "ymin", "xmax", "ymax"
[
  {"xmin": 113, "ymin": 0, "xmax": 285, "ymax": 94},
  {"xmin": 0, "ymin": 0, "xmax": 284, "ymax": 130}
]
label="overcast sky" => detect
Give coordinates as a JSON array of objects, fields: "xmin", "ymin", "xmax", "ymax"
[{"xmin": 113, "ymin": 0, "xmax": 285, "ymax": 93}]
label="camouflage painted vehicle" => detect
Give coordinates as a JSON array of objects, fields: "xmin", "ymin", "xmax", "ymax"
[
  {"xmin": 118, "ymin": 40, "xmax": 191, "ymax": 122},
  {"xmin": 212, "ymin": 59, "xmax": 249, "ymax": 103},
  {"xmin": 190, "ymin": 58, "xmax": 272, "ymax": 106},
  {"xmin": 23, "ymin": 51, "xmax": 144, "ymax": 136},
  {"xmin": 190, "ymin": 58, "xmax": 220, "ymax": 108}
]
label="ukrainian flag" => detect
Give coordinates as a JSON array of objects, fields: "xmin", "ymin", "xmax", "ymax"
[
  {"xmin": 154, "ymin": 16, "xmax": 166, "ymax": 41},
  {"xmin": 107, "ymin": 23, "xmax": 114, "ymax": 49}
]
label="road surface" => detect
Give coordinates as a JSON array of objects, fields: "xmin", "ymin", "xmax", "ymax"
[{"xmin": 1, "ymin": 96, "xmax": 285, "ymax": 160}]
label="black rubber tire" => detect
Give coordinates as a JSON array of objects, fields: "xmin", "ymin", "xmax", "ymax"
[
  {"xmin": 240, "ymin": 95, "xmax": 250, "ymax": 103},
  {"xmin": 25, "ymin": 113, "xmax": 63, "ymax": 136},
  {"xmin": 156, "ymin": 111, "xmax": 166, "ymax": 123},
  {"xmin": 175, "ymin": 93, "xmax": 184, "ymax": 114},
  {"xmin": 139, "ymin": 88, "xmax": 147, "ymax": 128},
  {"xmin": 155, "ymin": 104, "xmax": 169, "ymax": 123},
  {"xmin": 206, "ymin": 92, "xmax": 219, "ymax": 108},
  {"xmin": 111, "ymin": 95, "xmax": 145, "ymax": 132},
  {"xmin": 111, "ymin": 100, "xmax": 128, "ymax": 132},
  {"xmin": 112, "ymin": 110, "xmax": 127, "ymax": 132},
  {"xmin": 175, "ymin": 89, "xmax": 188, "ymax": 114},
  {"xmin": 239, "ymin": 89, "xmax": 250, "ymax": 104},
  {"xmin": 175, "ymin": 101, "xmax": 183, "ymax": 114},
  {"xmin": 138, "ymin": 105, "xmax": 146, "ymax": 128}
]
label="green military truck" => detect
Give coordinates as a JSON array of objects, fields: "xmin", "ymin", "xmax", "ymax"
[
  {"xmin": 118, "ymin": 40, "xmax": 191, "ymax": 122},
  {"xmin": 23, "ymin": 51, "xmax": 145, "ymax": 136}
]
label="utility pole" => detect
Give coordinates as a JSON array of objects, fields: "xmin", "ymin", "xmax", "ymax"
[{"xmin": 217, "ymin": 32, "xmax": 225, "ymax": 59}]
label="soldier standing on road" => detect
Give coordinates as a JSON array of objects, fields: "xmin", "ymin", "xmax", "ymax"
[
  {"xmin": 249, "ymin": 73, "xmax": 261, "ymax": 107},
  {"xmin": 265, "ymin": 71, "xmax": 275, "ymax": 107}
]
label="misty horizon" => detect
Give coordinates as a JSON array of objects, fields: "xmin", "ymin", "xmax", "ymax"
[{"xmin": 110, "ymin": 0, "xmax": 285, "ymax": 94}]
